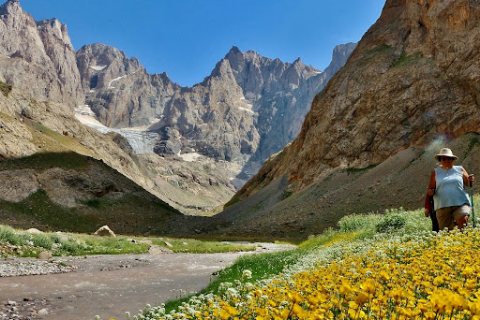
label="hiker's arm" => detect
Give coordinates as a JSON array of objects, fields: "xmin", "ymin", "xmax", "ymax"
[{"xmin": 461, "ymin": 167, "xmax": 473, "ymax": 188}]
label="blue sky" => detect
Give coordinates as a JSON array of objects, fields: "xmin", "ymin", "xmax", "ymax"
[{"xmin": 19, "ymin": 0, "xmax": 386, "ymax": 87}]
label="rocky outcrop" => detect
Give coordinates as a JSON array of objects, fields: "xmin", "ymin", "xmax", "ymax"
[
  {"xmin": 226, "ymin": 0, "xmax": 480, "ymax": 234},
  {"xmin": 76, "ymin": 43, "xmax": 175, "ymax": 128},
  {"xmin": 0, "ymin": 0, "xmax": 82, "ymax": 107}
]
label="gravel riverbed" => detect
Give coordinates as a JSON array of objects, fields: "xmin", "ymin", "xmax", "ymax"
[{"xmin": 0, "ymin": 258, "xmax": 77, "ymax": 278}]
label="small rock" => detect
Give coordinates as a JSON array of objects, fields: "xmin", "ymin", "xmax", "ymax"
[
  {"xmin": 37, "ymin": 251, "xmax": 53, "ymax": 259},
  {"xmin": 148, "ymin": 245, "xmax": 173, "ymax": 254},
  {"xmin": 38, "ymin": 308, "xmax": 48, "ymax": 316}
]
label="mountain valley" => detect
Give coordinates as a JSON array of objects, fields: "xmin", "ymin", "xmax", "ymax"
[{"xmin": 1, "ymin": 0, "xmax": 479, "ymax": 240}]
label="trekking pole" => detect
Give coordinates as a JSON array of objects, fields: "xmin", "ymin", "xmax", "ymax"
[{"xmin": 470, "ymin": 174, "xmax": 476, "ymax": 228}]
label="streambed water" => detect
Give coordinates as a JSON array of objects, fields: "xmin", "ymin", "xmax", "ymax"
[{"xmin": 1, "ymin": 243, "xmax": 294, "ymax": 320}]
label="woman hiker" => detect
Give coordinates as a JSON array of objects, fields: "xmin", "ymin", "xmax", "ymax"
[{"xmin": 425, "ymin": 148, "xmax": 474, "ymax": 231}]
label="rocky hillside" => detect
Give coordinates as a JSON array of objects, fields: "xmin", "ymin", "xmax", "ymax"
[
  {"xmin": 0, "ymin": 151, "xmax": 216, "ymax": 236},
  {"xmin": 216, "ymin": 0, "xmax": 480, "ymax": 239},
  {"xmin": 0, "ymin": 85, "xmax": 218, "ymax": 235}
]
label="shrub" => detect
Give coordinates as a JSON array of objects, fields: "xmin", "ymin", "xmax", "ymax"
[
  {"xmin": 30, "ymin": 233, "xmax": 54, "ymax": 249},
  {"xmin": 0, "ymin": 225, "xmax": 24, "ymax": 245},
  {"xmin": 338, "ymin": 213, "xmax": 379, "ymax": 232},
  {"xmin": 375, "ymin": 210, "xmax": 407, "ymax": 233},
  {"xmin": 0, "ymin": 81, "xmax": 12, "ymax": 97},
  {"xmin": 57, "ymin": 239, "xmax": 84, "ymax": 255}
]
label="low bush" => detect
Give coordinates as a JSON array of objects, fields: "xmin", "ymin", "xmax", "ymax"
[
  {"xmin": 30, "ymin": 233, "xmax": 54, "ymax": 249},
  {"xmin": 0, "ymin": 225, "xmax": 24, "ymax": 245},
  {"xmin": 0, "ymin": 81, "xmax": 12, "ymax": 97},
  {"xmin": 375, "ymin": 212, "xmax": 407, "ymax": 233}
]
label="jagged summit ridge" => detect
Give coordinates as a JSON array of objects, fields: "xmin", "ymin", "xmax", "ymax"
[
  {"xmin": 78, "ymin": 41, "xmax": 349, "ymax": 184},
  {"xmin": 0, "ymin": 0, "xmax": 83, "ymax": 107},
  {"xmin": 0, "ymin": 0, "xmax": 20, "ymax": 14}
]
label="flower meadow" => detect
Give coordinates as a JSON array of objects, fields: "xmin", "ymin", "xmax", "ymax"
[{"xmin": 125, "ymin": 227, "xmax": 480, "ymax": 320}]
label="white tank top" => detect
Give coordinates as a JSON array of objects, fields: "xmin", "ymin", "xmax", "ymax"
[{"xmin": 433, "ymin": 166, "xmax": 471, "ymax": 210}]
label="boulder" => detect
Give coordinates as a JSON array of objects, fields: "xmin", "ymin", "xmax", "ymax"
[
  {"xmin": 94, "ymin": 225, "xmax": 116, "ymax": 237},
  {"xmin": 26, "ymin": 228, "xmax": 43, "ymax": 234},
  {"xmin": 37, "ymin": 251, "xmax": 53, "ymax": 259}
]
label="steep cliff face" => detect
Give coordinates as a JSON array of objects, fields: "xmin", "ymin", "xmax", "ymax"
[
  {"xmin": 0, "ymin": 0, "xmax": 82, "ymax": 107},
  {"xmin": 76, "ymin": 43, "xmax": 179, "ymax": 128},
  {"xmin": 236, "ymin": 0, "xmax": 480, "ymax": 199}
]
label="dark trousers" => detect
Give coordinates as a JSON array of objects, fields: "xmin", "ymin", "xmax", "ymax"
[{"xmin": 430, "ymin": 210, "xmax": 440, "ymax": 232}]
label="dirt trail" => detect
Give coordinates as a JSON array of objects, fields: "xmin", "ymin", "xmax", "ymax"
[{"xmin": 1, "ymin": 243, "xmax": 294, "ymax": 320}]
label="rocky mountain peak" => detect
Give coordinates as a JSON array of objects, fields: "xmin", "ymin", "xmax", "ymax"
[
  {"xmin": 323, "ymin": 42, "xmax": 357, "ymax": 78},
  {"xmin": 0, "ymin": 0, "xmax": 82, "ymax": 107},
  {"xmin": 0, "ymin": 0, "xmax": 21, "ymax": 15},
  {"xmin": 0, "ymin": 0, "xmax": 34, "ymax": 28},
  {"xmin": 0, "ymin": 0, "xmax": 358, "ymax": 216},
  {"xmin": 77, "ymin": 43, "xmax": 147, "ymax": 96},
  {"xmin": 226, "ymin": 45, "xmax": 242, "ymax": 58}
]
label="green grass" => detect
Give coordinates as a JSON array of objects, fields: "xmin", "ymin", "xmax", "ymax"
[
  {"xmin": 0, "ymin": 152, "xmax": 91, "ymax": 171},
  {"xmin": 150, "ymin": 238, "xmax": 256, "ymax": 253},
  {"xmin": 0, "ymin": 185, "xmax": 180, "ymax": 236},
  {"xmin": 368, "ymin": 44, "xmax": 393, "ymax": 54},
  {"xmin": 0, "ymin": 225, "xmax": 259, "ymax": 258},
  {"xmin": 163, "ymin": 249, "xmax": 301, "ymax": 313},
  {"xmin": 0, "ymin": 81, "xmax": 12, "ymax": 97},
  {"xmin": 392, "ymin": 51, "xmax": 423, "ymax": 68},
  {"xmin": 0, "ymin": 225, "xmax": 151, "ymax": 257},
  {"xmin": 464, "ymin": 135, "xmax": 480, "ymax": 158},
  {"xmin": 0, "ymin": 188, "xmax": 99, "ymax": 232}
]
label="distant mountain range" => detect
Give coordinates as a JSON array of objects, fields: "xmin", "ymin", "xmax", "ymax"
[{"xmin": 0, "ymin": 0, "xmax": 355, "ymax": 221}]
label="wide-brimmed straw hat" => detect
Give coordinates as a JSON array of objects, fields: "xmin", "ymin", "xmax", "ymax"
[{"xmin": 435, "ymin": 148, "xmax": 458, "ymax": 161}]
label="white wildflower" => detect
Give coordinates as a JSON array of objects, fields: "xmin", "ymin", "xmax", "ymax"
[{"xmin": 242, "ymin": 269, "xmax": 252, "ymax": 279}]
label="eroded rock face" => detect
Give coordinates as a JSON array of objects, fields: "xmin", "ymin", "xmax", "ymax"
[
  {"xmin": 0, "ymin": 0, "xmax": 83, "ymax": 107},
  {"xmin": 237, "ymin": 0, "xmax": 480, "ymax": 199}
]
